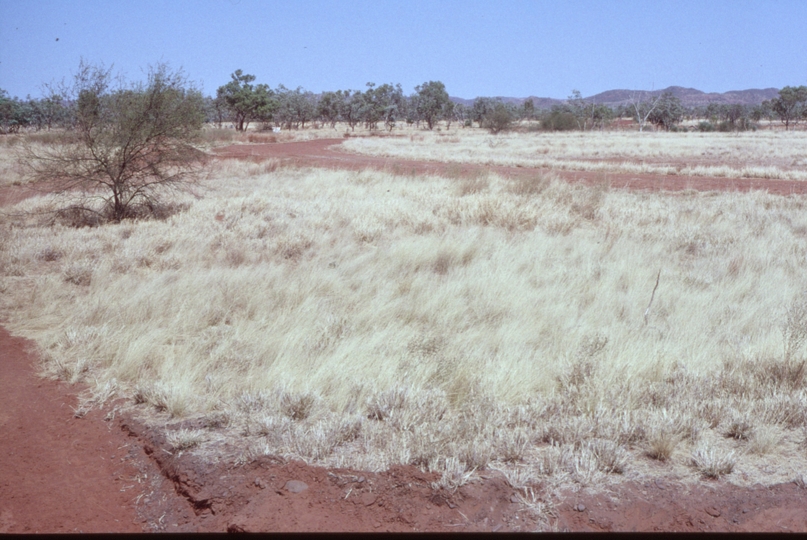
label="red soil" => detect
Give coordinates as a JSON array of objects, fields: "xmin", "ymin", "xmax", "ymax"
[
  {"xmin": 0, "ymin": 326, "xmax": 146, "ymax": 533},
  {"xmin": 213, "ymin": 137, "xmax": 807, "ymax": 196},
  {"xmin": 2, "ymin": 137, "xmax": 807, "ymax": 532}
]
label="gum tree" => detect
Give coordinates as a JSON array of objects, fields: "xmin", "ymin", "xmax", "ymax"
[
  {"xmin": 216, "ymin": 70, "xmax": 275, "ymax": 131},
  {"xmin": 471, "ymin": 97, "xmax": 495, "ymax": 128},
  {"xmin": 317, "ymin": 91, "xmax": 344, "ymax": 128},
  {"xmin": 769, "ymin": 86, "xmax": 807, "ymax": 130},
  {"xmin": 648, "ymin": 92, "xmax": 684, "ymax": 131},
  {"xmin": 415, "ymin": 81, "xmax": 451, "ymax": 130},
  {"xmin": 0, "ymin": 90, "xmax": 32, "ymax": 134},
  {"xmin": 628, "ymin": 91, "xmax": 663, "ymax": 132}
]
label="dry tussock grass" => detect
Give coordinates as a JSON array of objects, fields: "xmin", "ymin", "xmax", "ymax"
[
  {"xmin": 1, "ymin": 148, "xmax": 807, "ymax": 490},
  {"xmin": 342, "ymin": 129, "xmax": 807, "ymax": 181}
]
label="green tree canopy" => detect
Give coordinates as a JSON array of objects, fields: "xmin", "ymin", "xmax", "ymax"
[
  {"xmin": 471, "ymin": 97, "xmax": 496, "ymax": 128},
  {"xmin": 0, "ymin": 89, "xmax": 32, "ymax": 134},
  {"xmin": 216, "ymin": 70, "xmax": 275, "ymax": 131},
  {"xmin": 648, "ymin": 92, "xmax": 684, "ymax": 131},
  {"xmin": 483, "ymin": 102, "xmax": 514, "ymax": 134},
  {"xmin": 415, "ymin": 81, "xmax": 450, "ymax": 130},
  {"xmin": 769, "ymin": 86, "xmax": 807, "ymax": 130}
]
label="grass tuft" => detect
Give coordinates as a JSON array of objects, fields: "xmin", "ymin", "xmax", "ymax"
[
  {"xmin": 692, "ymin": 444, "xmax": 736, "ymax": 479},
  {"xmin": 166, "ymin": 428, "xmax": 206, "ymax": 451}
]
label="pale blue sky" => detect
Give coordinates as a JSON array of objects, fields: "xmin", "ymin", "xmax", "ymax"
[{"xmin": 1, "ymin": 0, "xmax": 805, "ymax": 100}]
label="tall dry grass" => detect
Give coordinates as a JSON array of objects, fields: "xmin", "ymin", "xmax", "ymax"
[{"xmin": 1, "ymin": 154, "xmax": 806, "ymax": 495}]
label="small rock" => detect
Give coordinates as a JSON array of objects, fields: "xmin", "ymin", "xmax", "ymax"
[
  {"xmin": 654, "ymin": 479, "xmax": 666, "ymax": 490},
  {"xmin": 510, "ymin": 495, "xmax": 520, "ymax": 503},
  {"xmin": 254, "ymin": 478, "xmax": 265, "ymax": 489},
  {"xmin": 284, "ymin": 480, "xmax": 308, "ymax": 494},
  {"xmin": 357, "ymin": 476, "xmax": 365, "ymax": 483},
  {"xmin": 492, "ymin": 524, "xmax": 502, "ymax": 532},
  {"xmin": 361, "ymin": 493, "xmax": 377, "ymax": 506},
  {"xmin": 705, "ymin": 507, "xmax": 721, "ymax": 518},
  {"xmin": 447, "ymin": 501, "xmax": 457, "ymax": 509},
  {"xmin": 576, "ymin": 503, "xmax": 586, "ymax": 512}
]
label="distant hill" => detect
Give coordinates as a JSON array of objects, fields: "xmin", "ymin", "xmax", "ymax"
[{"xmin": 451, "ymin": 86, "xmax": 780, "ymax": 109}]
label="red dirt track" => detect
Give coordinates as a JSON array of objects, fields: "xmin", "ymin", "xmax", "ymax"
[
  {"xmin": 2, "ymin": 137, "xmax": 807, "ymax": 532},
  {"xmin": 213, "ymin": 137, "xmax": 807, "ymax": 196},
  {"xmin": 0, "ymin": 327, "xmax": 144, "ymax": 533}
]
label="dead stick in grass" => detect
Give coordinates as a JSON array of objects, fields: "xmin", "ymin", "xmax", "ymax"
[{"xmin": 644, "ymin": 269, "xmax": 661, "ymax": 326}]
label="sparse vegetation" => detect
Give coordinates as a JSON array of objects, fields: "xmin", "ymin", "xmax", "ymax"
[
  {"xmin": 2, "ymin": 128, "xmax": 807, "ymax": 492},
  {"xmin": 166, "ymin": 428, "xmax": 206, "ymax": 451},
  {"xmin": 21, "ymin": 61, "xmax": 207, "ymax": 223},
  {"xmin": 342, "ymin": 128, "xmax": 807, "ymax": 181}
]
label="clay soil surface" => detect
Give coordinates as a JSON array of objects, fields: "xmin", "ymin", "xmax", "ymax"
[{"xmin": 2, "ymin": 138, "xmax": 807, "ymax": 532}]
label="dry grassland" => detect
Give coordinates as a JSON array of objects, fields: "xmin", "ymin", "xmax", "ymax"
[
  {"xmin": 1, "ymin": 136, "xmax": 806, "ymax": 499},
  {"xmin": 342, "ymin": 129, "xmax": 807, "ymax": 181}
]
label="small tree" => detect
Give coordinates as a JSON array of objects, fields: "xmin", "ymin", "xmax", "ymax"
[
  {"xmin": 442, "ymin": 100, "xmax": 456, "ymax": 129},
  {"xmin": 628, "ymin": 91, "xmax": 663, "ymax": 132},
  {"xmin": 567, "ymin": 89, "xmax": 588, "ymax": 129},
  {"xmin": 339, "ymin": 90, "xmax": 364, "ymax": 131},
  {"xmin": 483, "ymin": 102, "xmax": 514, "ymax": 134},
  {"xmin": 317, "ymin": 91, "xmax": 344, "ymax": 128},
  {"xmin": 770, "ymin": 86, "xmax": 807, "ymax": 130},
  {"xmin": 0, "ymin": 90, "xmax": 32, "ymax": 134},
  {"xmin": 471, "ymin": 97, "xmax": 495, "ymax": 128},
  {"xmin": 216, "ymin": 70, "xmax": 275, "ymax": 131},
  {"xmin": 522, "ymin": 98, "xmax": 535, "ymax": 120},
  {"xmin": 415, "ymin": 81, "xmax": 451, "ymax": 130},
  {"xmin": 23, "ymin": 61, "xmax": 207, "ymax": 223},
  {"xmin": 647, "ymin": 92, "xmax": 684, "ymax": 131},
  {"xmin": 275, "ymin": 85, "xmax": 317, "ymax": 129}
]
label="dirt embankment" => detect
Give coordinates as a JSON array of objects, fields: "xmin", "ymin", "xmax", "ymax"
[{"xmin": 2, "ymin": 138, "xmax": 807, "ymax": 532}]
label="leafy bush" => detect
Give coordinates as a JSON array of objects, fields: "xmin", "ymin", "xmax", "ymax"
[
  {"xmin": 483, "ymin": 103, "xmax": 514, "ymax": 134},
  {"xmin": 541, "ymin": 111, "xmax": 577, "ymax": 131}
]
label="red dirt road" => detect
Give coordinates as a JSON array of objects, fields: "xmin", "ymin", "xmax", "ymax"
[
  {"xmin": 0, "ymin": 326, "xmax": 144, "ymax": 533},
  {"xmin": 214, "ymin": 137, "xmax": 807, "ymax": 196},
  {"xmin": 2, "ymin": 137, "xmax": 807, "ymax": 532}
]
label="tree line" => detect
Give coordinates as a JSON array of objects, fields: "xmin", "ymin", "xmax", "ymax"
[
  {"xmin": 6, "ymin": 61, "xmax": 807, "ymax": 227},
  {"xmin": 210, "ymin": 70, "xmax": 453, "ymax": 132},
  {"xmin": 2, "ymin": 65, "xmax": 807, "ymax": 134}
]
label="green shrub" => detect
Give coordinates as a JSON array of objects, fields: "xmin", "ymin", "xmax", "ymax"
[
  {"xmin": 483, "ymin": 103, "xmax": 514, "ymax": 134},
  {"xmin": 541, "ymin": 111, "xmax": 578, "ymax": 131}
]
